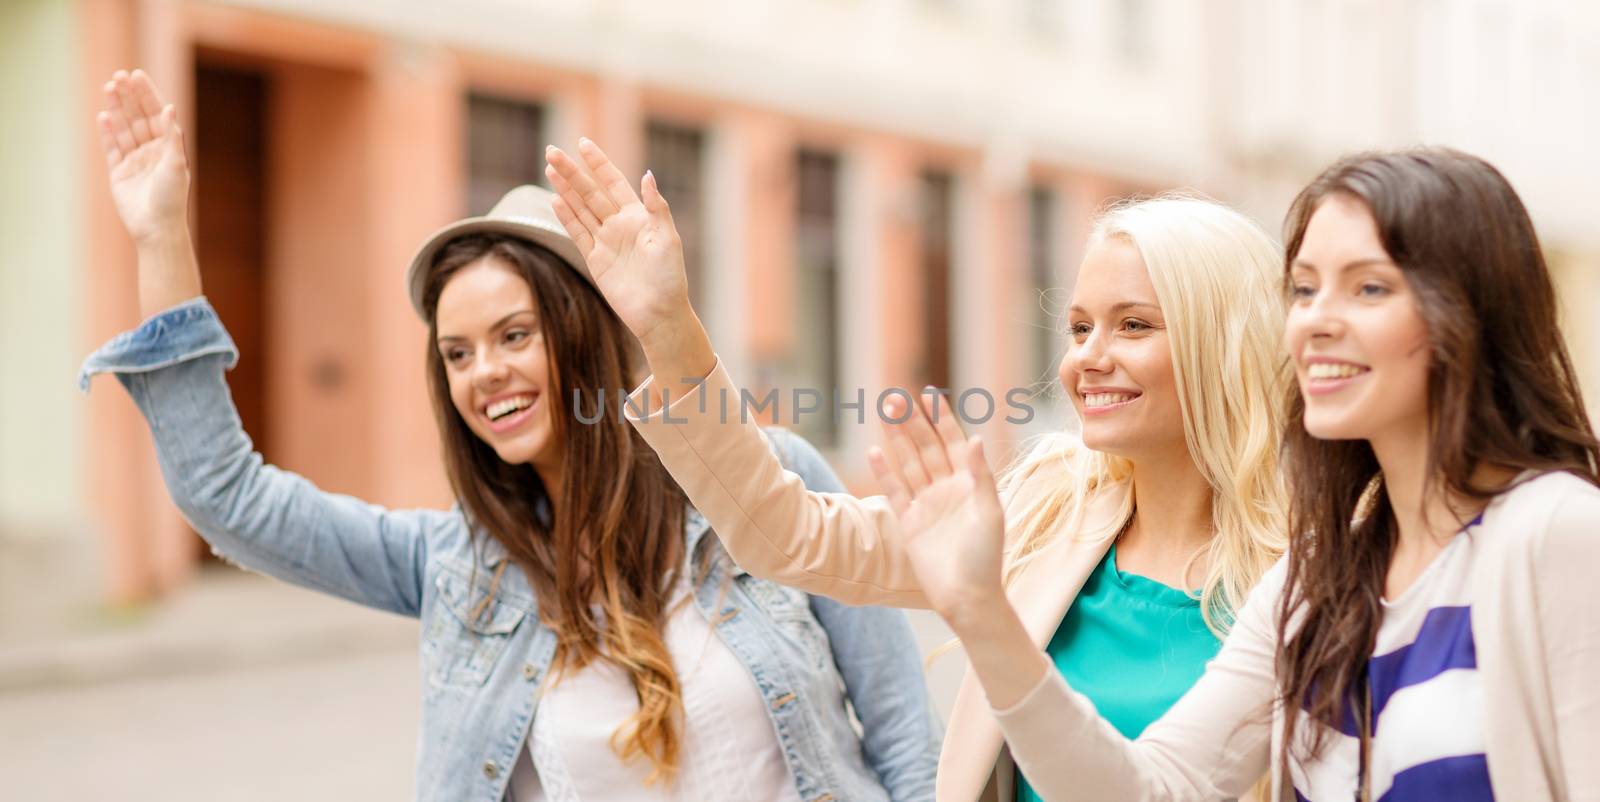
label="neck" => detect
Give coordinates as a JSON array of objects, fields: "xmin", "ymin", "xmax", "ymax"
[
  {"xmin": 1124, "ymin": 445, "xmax": 1214, "ymax": 555},
  {"xmin": 1370, "ymin": 421, "xmax": 1509, "ymax": 554}
]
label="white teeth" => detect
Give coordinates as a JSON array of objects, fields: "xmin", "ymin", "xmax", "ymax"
[
  {"xmin": 1084, "ymin": 392, "xmax": 1136, "ymax": 408},
  {"xmin": 1307, "ymin": 363, "xmax": 1368, "ymax": 380},
  {"xmin": 486, "ymin": 394, "xmax": 534, "ymax": 420}
]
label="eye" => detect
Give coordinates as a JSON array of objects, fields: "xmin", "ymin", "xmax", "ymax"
[
  {"xmin": 1289, "ymin": 282, "xmax": 1317, "ymax": 300},
  {"xmin": 1121, "ymin": 319, "xmax": 1152, "ymax": 333},
  {"xmin": 1069, "ymin": 321, "xmax": 1093, "ymax": 339},
  {"xmin": 443, "ymin": 346, "xmax": 471, "ymax": 366},
  {"xmin": 1357, "ymin": 282, "xmax": 1391, "ymax": 298},
  {"xmin": 504, "ymin": 328, "xmax": 528, "ymax": 345}
]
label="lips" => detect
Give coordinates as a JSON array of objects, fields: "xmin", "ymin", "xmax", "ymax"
[
  {"xmin": 1302, "ymin": 359, "xmax": 1370, "ymax": 396},
  {"xmin": 481, "ymin": 391, "xmax": 539, "ymax": 433},
  {"xmin": 1079, "ymin": 388, "xmax": 1142, "ymax": 415}
]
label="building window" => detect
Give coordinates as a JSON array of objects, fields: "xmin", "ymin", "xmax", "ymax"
[
  {"xmin": 1028, "ymin": 185, "xmax": 1061, "ymax": 383},
  {"xmin": 645, "ymin": 120, "xmax": 708, "ymax": 311},
  {"xmin": 466, "ymin": 94, "xmax": 547, "ymax": 216},
  {"xmin": 918, "ymin": 170, "xmax": 955, "ymax": 390},
  {"xmin": 792, "ymin": 149, "xmax": 842, "ymax": 446}
]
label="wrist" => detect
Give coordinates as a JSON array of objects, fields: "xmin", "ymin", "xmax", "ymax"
[
  {"xmin": 133, "ymin": 224, "xmax": 193, "ymax": 255},
  {"xmin": 940, "ymin": 585, "xmax": 1016, "ymax": 638},
  {"xmin": 639, "ymin": 307, "xmax": 714, "ymax": 374}
]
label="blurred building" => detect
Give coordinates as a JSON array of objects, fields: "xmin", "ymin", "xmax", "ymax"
[{"xmin": 2, "ymin": 0, "xmax": 1596, "ymax": 606}]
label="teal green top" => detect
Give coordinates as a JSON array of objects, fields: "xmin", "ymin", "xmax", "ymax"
[{"xmin": 1016, "ymin": 545, "xmax": 1221, "ymax": 802}]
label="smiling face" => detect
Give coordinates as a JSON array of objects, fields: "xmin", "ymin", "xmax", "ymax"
[
  {"xmin": 1059, "ymin": 237, "xmax": 1186, "ymax": 460},
  {"xmin": 435, "ymin": 257, "xmax": 562, "ymax": 476},
  {"xmin": 1284, "ymin": 193, "xmax": 1432, "ymax": 443}
]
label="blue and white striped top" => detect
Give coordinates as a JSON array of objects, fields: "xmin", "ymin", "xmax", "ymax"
[{"xmin": 1291, "ymin": 516, "xmax": 1494, "ymax": 802}]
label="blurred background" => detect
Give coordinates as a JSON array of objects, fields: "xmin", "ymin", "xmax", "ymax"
[{"xmin": 2, "ymin": 0, "xmax": 1597, "ymax": 797}]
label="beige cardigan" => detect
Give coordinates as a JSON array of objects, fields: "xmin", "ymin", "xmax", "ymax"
[
  {"xmin": 629, "ymin": 361, "xmax": 1599, "ymax": 801},
  {"xmin": 990, "ymin": 467, "xmax": 1600, "ymax": 801},
  {"xmin": 628, "ymin": 361, "xmax": 1144, "ymax": 801}
]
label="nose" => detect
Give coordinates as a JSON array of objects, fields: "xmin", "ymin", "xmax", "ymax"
[
  {"xmin": 1069, "ymin": 327, "xmax": 1113, "ymax": 375},
  {"xmin": 1293, "ymin": 289, "xmax": 1346, "ymax": 342},
  {"xmin": 471, "ymin": 348, "xmax": 510, "ymax": 389}
]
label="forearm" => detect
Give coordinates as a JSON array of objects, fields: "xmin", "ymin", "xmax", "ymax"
[
  {"xmin": 945, "ymin": 593, "xmax": 1053, "ymax": 711},
  {"xmin": 627, "ymin": 363, "xmax": 930, "ymax": 606},
  {"xmin": 135, "ymin": 226, "xmax": 202, "ymax": 321}
]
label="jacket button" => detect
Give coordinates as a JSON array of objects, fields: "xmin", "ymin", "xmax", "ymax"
[
  {"xmin": 483, "ymin": 760, "xmax": 499, "ymax": 779},
  {"xmin": 523, "ymin": 663, "xmax": 537, "ymax": 681}
]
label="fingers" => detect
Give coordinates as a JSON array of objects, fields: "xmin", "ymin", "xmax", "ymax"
[
  {"xmin": 545, "ymin": 144, "xmax": 619, "ymax": 221},
  {"xmin": 96, "ymin": 112, "xmax": 123, "ymax": 167},
  {"xmin": 111, "ymin": 71, "xmax": 152, "ymax": 145},
  {"xmin": 928, "ymin": 390, "xmax": 968, "ymax": 456},
  {"xmin": 867, "ymin": 446, "xmax": 913, "ymax": 517},
  {"xmin": 129, "ymin": 69, "xmax": 168, "ymax": 137},
  {"xmin": 640, "ymin": 170, "xmax": 676, "ymax": 227},
  {"xmin": 577, "ymin": 137, "xmax": 642, "ymax": 212},
  {"xmin": 101, "ymin": 80, "xmax": 138, "ymax": 156},
  {"xmin": 544, "ymin": 156, "xmax": 603, "ymax": 240},
  {"xmin": 161, "ymin": 105, "xmax": 187, "ymax": 162},
  {"xmin": 966, "ymin": 437, "xmax": 1002, "ymax": 515},
  {"xmin": 879, "ymin": 394, "xmax": 933, "ymax": 490},
  {"xmin": 906, "ymin": 390, "xmax": 958, "ymax": 479},
  {"xmin": 549, "ymin": 195, "xmax": 596, "ymax": 254}
]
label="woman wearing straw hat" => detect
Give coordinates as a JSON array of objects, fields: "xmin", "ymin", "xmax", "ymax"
[{"xmin": 80, "ymin": 69, "xmax": 940, "ymax": 802}]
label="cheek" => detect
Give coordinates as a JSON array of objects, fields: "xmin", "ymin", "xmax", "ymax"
[
  {"xmin": 1370, "ymin": 309, "xmax": 1432, "ymax": 377},
  {"xmin": 1282, "ymin": 308, "xmax": 1310, "ymax": 354},
  {"xmin": 1057, "ymin": 350, "xmax": 1077, "ymax": 391},
  {"xmin": 446, "ymin": 373, "xmax": 477, "ymax": 425},
  {"xmin": 1131, "ymin": 340, "xmax": 1177, "ymax": 399}
]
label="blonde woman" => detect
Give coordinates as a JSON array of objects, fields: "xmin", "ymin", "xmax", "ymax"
[{"xmin": 543, "ymin": 140, "xmax": 1289, "ymax": 800}]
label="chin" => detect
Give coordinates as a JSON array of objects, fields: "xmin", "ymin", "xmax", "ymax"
[
  {"xmin": 1079, "ymin": 428, "xmax": 1128, "ymax": 456},
  {"xmin": 1300, "ymin": 412, "xmax": 1363, "ymax": 441}
]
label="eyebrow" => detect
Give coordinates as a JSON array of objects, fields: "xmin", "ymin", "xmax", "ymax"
[
  {"xmin": 1290, "ymin": 257, "xmax": 1397, "ymax": 273},
  {"xmin": 436, "ymin": 309, "xmax": 537, "ymax": 344},
  {"xmin": 1067, "ymin": 301, "xmax": 1162, "ymax": 315}
]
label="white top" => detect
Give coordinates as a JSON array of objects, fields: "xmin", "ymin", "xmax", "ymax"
[
  {"xmin": 507, "ymin": 577, "xmax": 801, "ymax": 802},
  {"xmin": 1289, "ymin": 520, "xmax": 1491, "ymax": 801}
]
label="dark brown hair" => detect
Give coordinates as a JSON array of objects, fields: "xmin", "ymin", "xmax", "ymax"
[
  {"xmin": 421, "ymin": 234, "xmax": 689, "ymax": 782},
  {"xmin": 1275, "ymin": 147, "xmax": 1599, "ymax": 786}
]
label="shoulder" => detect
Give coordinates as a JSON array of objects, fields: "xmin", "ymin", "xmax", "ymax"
[{"xmin": 1482, "ymin": 469, "xmax": 1600, "ymax": 566}]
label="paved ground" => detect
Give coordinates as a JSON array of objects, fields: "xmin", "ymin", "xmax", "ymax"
[
  {"xmin": 0, "ymin": 649, "xmax": 421, "ymax": 800},
  {"xmin": 0, "ymin": 568, "xmax": 964, "ymax": 801}
]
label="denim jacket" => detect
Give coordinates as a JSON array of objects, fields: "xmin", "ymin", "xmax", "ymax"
[{"xmin": 80, "ymin": 298, "xmax": 940, "ymax": 802}]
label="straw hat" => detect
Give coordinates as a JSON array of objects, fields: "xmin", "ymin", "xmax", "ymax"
[{"xmin": 404, "ymin": 184, "xmax": 591, "ymax": 319}]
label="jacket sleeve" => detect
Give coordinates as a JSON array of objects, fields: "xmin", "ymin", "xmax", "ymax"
[
  {"xmin": 1536, "ymin": 485, "xmax": 1600, "ymax": 800},
  {"xmin": 768, "ymin": 428, "xmax": 942, "ymax": 802},
  {"xmin": 626, "ymin": 359, "xmax": 929, "ymax": 607},
  {"xmin": 990, "ymin": 559, "xmax": 1285, "ymax": 801},
  {"xmin": 78, "ymin": 298, "xmax": 443, "ymax": 617}
]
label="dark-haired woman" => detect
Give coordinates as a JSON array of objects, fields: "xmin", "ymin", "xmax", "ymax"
[
  {"xmin": 80, "ymin": 70, "xmax": 939, "ymax": 802},
  {"xmin": 851, "ymin": 147, "xmax": 1600, "ymax": 801}
]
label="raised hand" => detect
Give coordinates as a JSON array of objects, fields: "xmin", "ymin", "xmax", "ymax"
[
  {"xmin": 544, "ymin": 140, "xmax": 715, "ymax": 404},
  {"xmin": 544, "ymin": 140, "xmax": 693, "ymax": 351},
  {"xmin": 867, "ymin": 392, "xmax": 1008, "ymax": 622},
  {"xmin": 98, "ymin": 69, "xmax": 189, "ymax": 245}
]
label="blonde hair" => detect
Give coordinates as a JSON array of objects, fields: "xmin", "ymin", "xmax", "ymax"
[{"xmin": 1001, "ymin": 195, "xmax": 1290, "ymax": 635}]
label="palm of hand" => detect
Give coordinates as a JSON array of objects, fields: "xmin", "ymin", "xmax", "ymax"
[
  {"xmin": 896, "ymin": 470, "xmax": 1007, "ymax": 616},
  {"xmin": 585, "ymin": 202, "xmax": 689, "ymax": 335},
  {"xmin": 110, "ymin": 138, "xmax": 186, "ymax": 239}
]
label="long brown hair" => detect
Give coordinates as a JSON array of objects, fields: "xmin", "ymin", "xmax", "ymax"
[
  {"xmin": 421, "ymin": 234, "xmax": 689, "ymax": 783},
  {"xmin": 1274, "ymin": 148, "xmax": 1600, "ymax": 784}
]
